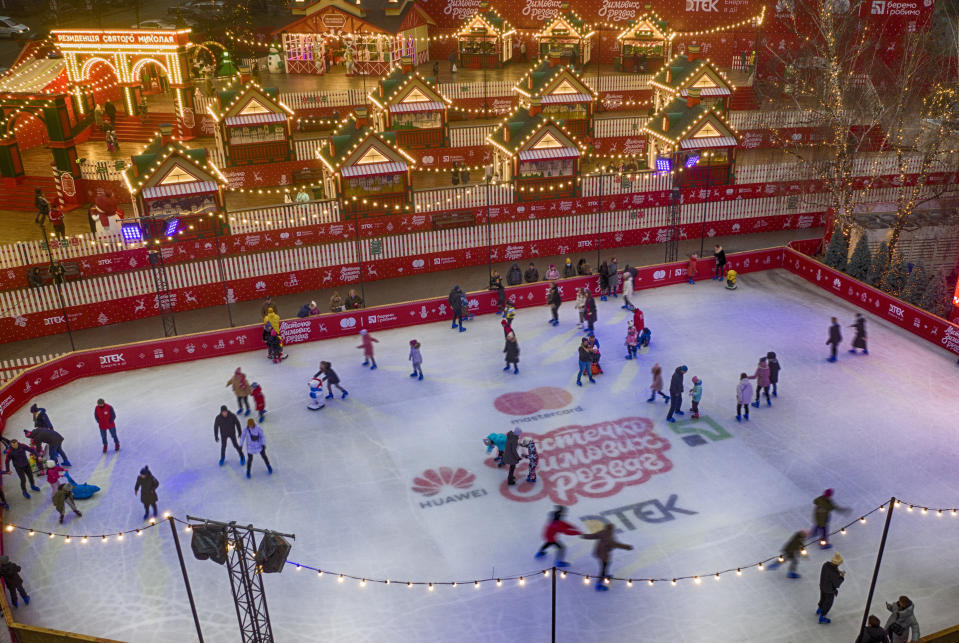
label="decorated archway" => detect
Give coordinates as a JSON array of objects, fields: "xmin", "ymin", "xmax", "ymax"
[{"xmin": 51, "ymin": 28, "xmax": 199, "ymax": 138}]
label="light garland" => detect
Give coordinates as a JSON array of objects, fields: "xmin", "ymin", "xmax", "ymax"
[{"xmin": 2, "ymin": 514, "xmax": 167, "ymax": 543}]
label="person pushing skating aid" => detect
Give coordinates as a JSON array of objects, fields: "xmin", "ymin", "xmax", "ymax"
[{"xmin": 534, "ymin": 506, "xmax": 581, "ymax": 567}]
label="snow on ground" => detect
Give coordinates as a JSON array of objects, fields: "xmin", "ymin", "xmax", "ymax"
[{"xmin": 3, "ymin": 269, "xmax": 958, "ymax": 642}]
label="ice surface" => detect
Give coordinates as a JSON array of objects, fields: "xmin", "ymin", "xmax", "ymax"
[{"xmin": 3, "ymin": 269, "xmax": 958, "ymax": 642}]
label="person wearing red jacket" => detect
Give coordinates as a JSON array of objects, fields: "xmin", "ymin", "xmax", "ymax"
[
  {"xmin": 632, "ymin": 307, "xmax": 644, "ymax": 333},
  {"xmin": 534, "ymin": 507, "xmax": 582, "ymax": 567},
  {"xmin": 94, "ymin": 398, "xmax": 119, "ymax": 453},
  {"xmin": 250, "ymin": 382, "xmax": 266, "ymax": 423}
]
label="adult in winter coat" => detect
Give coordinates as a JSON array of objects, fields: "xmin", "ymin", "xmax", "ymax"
[
  {"xmin": 621, "ymin": 272, "xmax": 634, "ymax": 310},
  {"xmin": 0, "ymin": 556, "xmax": 29, "ymax": 608},
  {"xmin": 598, "ymin": 261, "xmax": 610, "ymax": 299},
  {"xmin": 748, "ymin": 357, "xmax": 772, "ymax": 407},
  {"xmin": 357, "ymin": 329, "xmax": 379, "ymax": 369},
  {"xmin": 260, "ymin": 296, "xmax": 279, "ymax": 318},
  {"xmin": 214, "ymin": 406, "xmax": 245, "ymax": 467},
  {"xmin": 239, "ymin": 419, "xmax": 273, "ymax": 479},
  {"xmin": 736, "ymin": 373, "xmax": 753, "ymax": 422},
  {"xmin": 227, "ymin": 368, "xmax": 253, "ymax": 416},
  {"xmin": 812, "ymin": 489, "xmax": 848, "ymax": 548},
  {"xmin": 52, "ymin": 483, "xmax": 82, "ymax": 524},
  {"xmin": 94, "ymin": 399, "xmax": 120, "ymax": 453},
  {"xmin": 534, "ymin": 506, "xmax": 581, "ymax": 566},
  {"xmin": 493, "ymin": 274, "xmax": 506, "ymax": 313},
  {"xmin": 524, "ymin": 262, "xmax": 539, "ymax": 283},
  {"xmin": 134, "ymin": 466, "xmax": 159, "ymax": 520},
  {"xmin": 449, "ymin": 285, "xmax": 466, "ymax": 332},
  {"xmin": 24, "ymin": 427, "xmax": 69, "ymax": 466},
  {"xmin": 329, "ymin": 291, "xmax": 344, "ymax": 312},
  {"xmin": 506, "ymin": 262, "xmax": 523, "ymax": 286},
  {"xmin": 607, "ymin": 258, "xmax": 619, "ymax": 298},
  {"xmin": 767, "ymin": 529, "xmax": 807, "ymax": 578},
  {"xmin": 665, "ymin": 365, "xmax": 687, "ymax": 422},
  {"xmin": 583, "ymin": 291, "xmax": 597, "ymax": 333},
  {"xmin": 576, "ymin": 258, "xmax": 591, "ymax": 275},
  {"xmin": 885, "ymin": 596, "xmax": 920, "ymax": 642},
  {"xmin": 29, "ymin": 404, "xmax": 53, "ymax": 430},
  {"xmin": 827, "ymin": 317, "xmax": 842, "ymax": 362},
  {"xmin": 577, "ymin": 337, "xmax": 596, "ymax": 386},
  {"xmin": 4, "ymin": 440, "xmax": 41, "ymax": 498},
  {"xmin": 817, "ymin": 553, "xmax": 845, "ymax": 624},
  {"xmin": 503, "ymin": 332, "xmax": 520, "ymax": 374},
  {"xmin": 713, "ymin": 244, "xmax": 726, "ymax": 280},
  {"xmin": 582, "ymin": 523, "xmax": 633, "ymax": 591},
  {"xmin": 563, "ymin": 258, "xmax": 576, "ymax": 278},
  {"xmin": 850, "ymin": 313, "xmax": 868, "ymax": 355},
  {"xmin": 766, "ymin": 351, "xmax": 781, "ymax": 396},
  {"xmin": 574, "ymin": 288, "xmax": 587, "ymax": 328},
  {"xmin": 345, "ymin": 289, "xmax": 364, "ymax": 309},
  {"xmin": 502, "ymin": 430, "xmax": 521, "ymax": 485},
  {"xmin": 544, "ymin": 264, "xmax": 560, "ymax": 281},
  {"xmin": 856, "ymin": 615, "xmax": 890, "ymax": 643},
  {"xmin": 547, "ymin": 283, "xmax": 561, "ymax": 326}
]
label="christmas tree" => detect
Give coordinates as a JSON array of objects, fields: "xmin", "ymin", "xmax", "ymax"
[
  {"xmin": 846, "ymin": 234, "xmax": 872, "ymax": 282},
  {"xmin": 823, "ymin": 224, "xmax": 849, "ymax": 271},
  {"xmin": 867, "ymin": 241, "xmax": 891, "ymax": 286},
  {"xmin": 881, "ymin": 254, "xmax": 910, "ymax": 297},
  {"xmin": 920, "ymin": 274, "xmax": 951, "ymax": 317},
  {"xmin": 903, "ymin": 261, "xmax": 928, "ymax": 305}
]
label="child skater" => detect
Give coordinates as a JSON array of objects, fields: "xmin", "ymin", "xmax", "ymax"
[
  {"xmin": 409, "ymin": 339, "xmax": 423, "ymax": 380},
  {"xmin": 766, "ymin": 351, "xmax": 781, "ymax": 397},
  {"xmin": 736, "ymin": 372, "xmax": 753, "ymax": 422},
  {"xmin": 582, "ymin": 523, "xmax": 633, "ymax": 591},
  {"xmin": 504, "ymin": 332, "xmax": 520, "ymax": 374},
  {"xmin": 625, "ymin": 321, "xmax": 639, "ymax": 360},
  {"xmin": 687, "ymin": 253, "xmax": 698, "ymax": 285},
  {"xmin": 521, "ymin": 437, "xmax": 538, "ymax": 483},
  {"xmin": 357, "ymin": 329, "xmax": 379, "ymax": 370},
  {"xmin": 646, "ymin": 363, "xmax": 669, "ymax": 403},
  {"xmin": 250, "ymin": 382, "xmax": 266, "ymax": 423},
  {"xmin": 748, "ymin": 356, "xmax": 772, "ymax": 408},
  {"xmin": 315, "ymin": 361, "xmax": 348, "ymax": 400},
  {"xmin": 689, "ymin": 376, "xmax": 702, "ymax": 419},
  {"xmin": 484, "ymin": 431, "xmax": 519, "ymax": 466},
  {"xmin": 534, "ymin": 506, "xmax": 581, "ymax": 567}
]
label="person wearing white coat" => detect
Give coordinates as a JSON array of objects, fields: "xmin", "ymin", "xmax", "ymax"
[
  {"xmin": 239, "ymin": 419, "xmax": 273, "ymax": 479},
  {"xmin": 574, "ymin": 288, "xmax": 587, "ymax": 328},
  {"xmin": 621, "ymin": 273, "xmax": 635, "ymax": 310},
  {"xmin": 736, "ymin": 373, "xmax": 753, "ymax": 422}
]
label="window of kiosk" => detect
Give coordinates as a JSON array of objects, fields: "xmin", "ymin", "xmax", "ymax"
[
  {"xmin": 228, "ymin": 123, "xmax": 286, "ymax": 145},
  {"xmin": 543, "ymin": 103, "xmax": 587, "ymax": 120},
  {"xmin": 145, "ymin": 193, "xmax": 218, "ymax": 218},
  {"xmin": 461, "ymin": 37, "xmax": 496, "ymax": 55},
  {"xmin": 706, "ymin": 149, "xmax": 729, "ymax": 164},
  {"xmin": 393, "ymin": 111, "xmax": 441, "ymax": 130},
  {"xmin": 343, "ymin": 174, "xmax": 404, "ymax": 198},
  {"xmin": 519, "ymin": 158, "xmax": 574, "ymax": 178}
]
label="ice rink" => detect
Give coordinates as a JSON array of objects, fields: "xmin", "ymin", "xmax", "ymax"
[{"xmin": 3, "ymin": 269, "xmax": 958, "ymax": 642}]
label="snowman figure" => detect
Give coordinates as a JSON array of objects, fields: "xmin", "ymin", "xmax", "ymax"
[
  {"xmin": 267, "ymin": 45, "xmax": 284, "ymax": 74},
  {"xmin": 307, "ymin": 378, "xmax": 326, "ymax": 411}
]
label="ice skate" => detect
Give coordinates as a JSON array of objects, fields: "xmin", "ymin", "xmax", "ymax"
[
  {"xmin": 503, "ymin": 365, "xmax": 510, "ymax": 371},
  {"xmin": 751, "ymin": 401, "xmax": 760, "ymax": 408},
  {"xmin": 418, "ymin": 374, "xmax": 423, "ymax": 380},
  {"xmin": 325, "ymin": 394, "xmax": 334, "ymax": 399},
  {"xmin": 218, "ymin": 458, "xmax": 225, "ymax": 466},
  {"xmin": 674, "ymin": 410, "xmax": 684, "ymax": 416},
  {"xmin": 666, "ymin": 417, "xmax": 676, "ymax": 423},
  {"xmin": 555, "ymin": 560, "xmax": 570, "ymax": 568},
  {"xmin": 646, "ymin": 395, "xmax": 655, "ymax": 402},
  {"xmin": 115, "ymin": 442, "xmax": 120, "ymax": 451},
  {"xmin": 362, "ymin": 359, "xmax": 370, "ymax": 366},
  {"xmin": 370, "ymin": 364, "xmax": 377, "ymax": 370},
  {"xmin": 818, "ymin": 616, "xmax": 831, "ymax": 624},
  {"xmin": 240, "ymin": 454, "xmax": 246, "ymax": 466},
  {"xmin": 736, "ymin": 414, "xmax": 741, "ymax": 422},
  {"xmin": 341, "ymin": 390, "xmax": 349, "ymax": 399},
  {"xmin": 787, "ymin": 572, "xmax": 800, "ymax": 579},
  {"xmin": 534, "ymin": 551, "xmax": 546, "ymax": 559},
  {"xmin": 102, "ymin": 444, "xmax": 107, "ymax": 454},
  {"xmin": 410, "ymin": 372, "xmax": 418, "ymax": 377},
  {"xmin": 595, "ymin": 582, "xmax": 609, "ymax": 592}
]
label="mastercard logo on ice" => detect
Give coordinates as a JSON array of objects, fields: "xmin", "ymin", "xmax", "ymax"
[{"xmin": 493, "ymin": 387, "xmax": 574, "ymax": 416}]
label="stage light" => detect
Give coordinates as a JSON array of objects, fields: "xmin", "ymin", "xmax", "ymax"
[
  {"xmin": 121, "ymin": 222, "xmax": 143, "ymax": 243},
  {"xmin": 255, "ymin": 532, "xmax": 292, "ymax": 574},
  {"xmin": 684, "ymin": 154, "xmax": 700, "ymax": 168},
  {"xmin": 655, "ymin": 157, "xmax": 672, "ymax": 172},
  {"xmin": 164, "ymin": 218, "xmax": 181, "ymax": 237},
  {"xmin": 191, "ymin": 524, "xmax": 228, "ymax": 565}
]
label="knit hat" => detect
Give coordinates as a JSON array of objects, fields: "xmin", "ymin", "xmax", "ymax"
[
  {"xmin": 692, "ymin": 376, "xmax": 700, "ymax": 384},
  {"xmin": 360, "ymin": 329, "xmax": 367, "ymax": 335},
  {"xmin": 29, "ymin": 404, "xmax": 38, "ymax": 413},
  {"xmin": 680, "ymin": 365, "xmax": 688, "ymax": 372},
  {"xmin": 45, "ymin": 459, "xmax": 56, "ymax": 469},
  {"xmin": 251, "ymin": 382, "xmax": 259, "ymax": 389},
  {"xmin": 410, "ymin": 339, "xmax": 418, "ymax": 346},
  {"xmin": 824, "ymin": 488, "xmax": 834, "ymax": 498},
  {"xmin": 220, "ymin": 405, "xmax": 229, "ymax": 412},
  {"xmin": 310, "ymin": 301, "xmax": 317, "ymax": 307},
  {"xmin": 831, "ymin": 553, "xmax": 843, "ymax": 565},
  {"xmin": 140, "ymin": 466, "xmax": 150, "ymax": 476}
]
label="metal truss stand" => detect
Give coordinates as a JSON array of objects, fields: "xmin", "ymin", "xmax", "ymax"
[
  {"xmin": 225, "ymin": 523, "xmax": 273, "ymax": 643},
  {"xmin": 148, "ymin": 249, "xmax": 177, "ymax": 337}
]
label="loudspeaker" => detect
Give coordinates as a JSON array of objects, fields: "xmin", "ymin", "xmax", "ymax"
[
  {"xmin": 255, "ymin": 532, "xmax": 292, "ymax": 574},
  {"xmin": 191, "ymin": 525, "xmax": 228, "ymax": 565}
]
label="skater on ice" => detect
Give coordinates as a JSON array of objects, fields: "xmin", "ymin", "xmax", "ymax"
[
  {"xmin": 135, "ymin": 466, "xmax": 159, "ymax": 521},
  {"xmin": 501, "ymin": 317, "xmax": 514, "ymax": 339},
  {"xmin": 94, "ymin": 398, "xmax": 120, "ymax": 453},
  {"xmin": 666, "ymin": 365, "xmax": 687, "ymax": 422},
  {"xmin": 239, "ymin": 419, "xmax": 273, "ymax": 479},
  {"xmin": 43, "ymin": 460, "xmax": 67, "ymax": 496},
  {"xmin": 575, "ymin": 287, "xmax": 587, "ymax": 328},
  {"xmin": 582, "ymin": 523, "xmax": 633, "ymax": 591},
  {"xmin": 502, "ymin": 430, "xmax": 521, "ymax": 485},
  {"xmin": 226, "ymin": 367, "xmax": 253, "ymax": 416},
  {"xmin": 29, "ymin": 403, "xmax": 53, "ymax": 431},
  {"xmin": 826, "ymin": 317, "xmax": 842, "ymax": 362},
  {"xmin": 621, "ymin": 271, "xmax": 634, "ymax": 310},
  {"xmin": 766, "ymin": 529, "xmax": 807, "ymax": 578},
  {"xmin": 625, "ymin": 321, "xmax": 639, "ymax": 360},
  {"xmin": 409, "ymin": 340, "xmax": 423, "ymax": 380},
  {"xmin": 713, "ymin": 244, "xmax": 726, "ymax": 280},
  {"xmin": 817, "ymin": 552, "xmax": 845, "ymax": 624},
  {"xmin": 503, "ymin": 332, "xmax": 520, "ymax": 374},
  {"xmin": 214, "ymin": 406, "xmax": 245, "ymax": 467},
  {"xmin": 736, "ymin": 373, "xmax": 753, "ymax": 422},
  {"xmin": 812, "ymin": 489, "xmax": 849, "ymax": 548},
  {"xmin": 884, "ymin": 595, "xmax": 920, "ymax": 642},
  {"xmin": 577, "ymin": 337, "xmax": 597, "ymax": 386},
  {"xmin": 483, "ymin": 432, "xmax": 510, "ymax": 467},
  {"xmin": 607, "ymin": 257, "xmax": 619, "ymax": 298},
  {"xmin": 534, "ymin": 506, "xmax": 581, "ymax": 566},
  {"xmin": 598, "ymin": 260, "xmax": 610, "ymax": 300},
  {"xmin": 547, "ymin": 282, "xmax": 561, "ymax": 326},
  {"xmin": 251, "ymin": 382, "xmax": 266, "ymax": 422},
  {"xmin": 315, "ymin": 362, "xmax": 348, "ymax": 400},
  {"xmin": 748, "ymin": 356, "xmax": 772, "ymax": 408},
  {"xmin": 357, "ymin": 329, "xmax": 379, "ymax": 369},
  {"xmin": 521, "ymin": 437, "xmax": 538, "ymax": 483},
  {"xmin": 647, "ymin": 363, "xmax": 668, "ymax": 403},
  {"xmin": 307, "ymin": 379, "xmax": 326, "ymax": 410},
  {"xmin": 766, "ymin": 351, "xmax": 781, "ymax": 396},
  {"xmin": 850, "ymin": 313, "xmax": 868, "ymax": 355},
  {"xmin": 449, "ymin": 285, "xmax": 466, "ymax": 332},
  {"xmin": 0, "ymin": 556, "xmax": 29, "ymax": 608},
  {"xmin": 52, "ymin": 482, "xmax": 82, "ymax": 524},
  {"xmin": 4, "ymin": 439, "xmax": 41, "ymax": 498},
  {"xmin": 689, "ymin": 376, "xmax": 702, "ymax": 418},
  {"xmin": 24, "ymin": 427, "xmax": 70, "ymax": 467},
  {"xmin": 583, "ymin": 291, "xmax": 597, "ymax": 334},
  {"xmin": 687, "ymin": 253, "xmax": 698, "ymax": 285}
]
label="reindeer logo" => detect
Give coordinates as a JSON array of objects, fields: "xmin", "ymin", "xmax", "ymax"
[
  {"xmin": 367, "ymin": 265, "xmax": 378, "ymax": 278},
  {"xmin": 133, "ymin": 299, "xmax": 146, "ymax": 314},
  {"xmin": 184, "ymin": 291, "xmax": 198, "ymax": 305},
  {"xmin": 321, "ymin": 270, "xmax": 333, "ymax": 285}
]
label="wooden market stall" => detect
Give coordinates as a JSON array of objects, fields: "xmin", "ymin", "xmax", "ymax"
[
  {"xmin": 456, "ymin": 5, "xmax": 514, "ymax": 69},
  {"xmin": 535, "ymin": 9, "xmax": 593, "ymax": 66},
  {"xmin": 276, "ymin": 0, "xmax": 435, "ymax": 76},
  {"xmin": 649, "ymin": 46, "xmax": 734, "ymax": 114},
  {"xmin": 487, "ymin": 100, "xmax": 584, "ymax": 201},
  {"xmin": 369, "ymin": 66, "xmax": 451, "ymax": 148},
  {"xmin": 642, "ymin": 91, "xmax": 739, "ymax": 187},
  {"xmin": 616, "ymin": 12, "xmax": 672, "ymax": 74},
  {"xmin": 513, "ymin": 59, "xmax": 596, "ymax": 138},
  {"xmin": 317, "ymin": 108, "xmax": 416, "ymax": 218},
  {"xmin": 209, "ymin": 84, "xmax": 294, "ymax": 167},
  {"xmin": 122, "ymin": 135, "xmax": 228, "ymax": 238}
]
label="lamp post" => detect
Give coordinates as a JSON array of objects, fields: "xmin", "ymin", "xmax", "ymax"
[{"xmin": 37, "ymin": 222, "xmax": 75, "ymax": 351}]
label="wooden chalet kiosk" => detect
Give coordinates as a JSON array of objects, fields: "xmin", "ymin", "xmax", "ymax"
[
  {"xmin": 649, "ymin": 47, "xmax": 734, "ymax": 115},
  {"xmin": 616, "ymin": 12, "xmax": 672, "ymax": 74},
  {"xmin": 488, "ymin": 100, "xmax": 584, "ymax": 201},
  {"xmin": 534, "ymin": 9, "xmax": 593, "ymax": 66},
  {"xmin": 122, "ymin": 135, "xmax": 228, "ymax": 237},
  {"xmin": 210, "ymin": 84, "xmax": 294, "ymax": 166},
  {"xmin": 276, "ymin": 0, "xmax": 435, "ymax": 76},
  {"xmin": 643, "ymin": 91, "xmax": 738, "ymax": 187},
  {"xmin": 456, "ymin": 4, "xmax": 514, "ymax": 69},
  {"xmin": 318, "ymin": 108, "xmax": 415, "ymax": 217},
  {"xmin": 514, "ymin": 60, "xmax": 595, "ymax": 138},
  {"xmin": 369, "ymin": 65, "xmax": 450, "ymax": 149}
]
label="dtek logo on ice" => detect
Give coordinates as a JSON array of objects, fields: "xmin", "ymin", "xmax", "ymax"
[
  {"xmin": 871, "ymin": 0, "xmax": 885, "ymax": 12},
  {"xmin": 339, "ymin": 317, "xmax": 357, "ymax": 329},
  {"xmin": 99, "ymin": 353, "xmax": 126, "ymax": 367},
  {"xmin": 413, "ymin": 467, "xmax": 488, "ymax": 508},
  {"xmin": 686, "ymin": 0, "xmax": 718, "ymax": 10},
  {"xmin": 888, "ymin": 303, "xmax": 905, "ymax": 321}
]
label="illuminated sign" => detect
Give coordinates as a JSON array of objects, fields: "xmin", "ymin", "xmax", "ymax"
[{"xmin": 52, "ymin": 30, "xmax": 183, "ymax": 47}]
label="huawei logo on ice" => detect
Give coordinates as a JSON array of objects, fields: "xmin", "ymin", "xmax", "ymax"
[{"xmin": 412, "ymin": 467, "xmax": 475, "ymax": 496}]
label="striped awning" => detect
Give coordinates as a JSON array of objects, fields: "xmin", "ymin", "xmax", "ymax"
[
  {"xmin": 341, "ymin": 161, "xmax": 408, "ymax": 177},
  {"xmin": 224, "ymin": 112, "xmax": 289, "ymax": 126},
  {"xmin": 389, "ymin": 101, "xmax": 446, "ymax": 113},
  {"xmin": 142, "ymin": 181, "xmax": 219, "ymax": 199},
  {"xmin": 518, "ymin": 147, "xmax": 579, "ymax": 161},
  {"xmin": 680, "ymin": 136, "xmax": 737, "ymax": 149},
  {"xmin": 680, "ymin": 87, "xmax": 731, "ymax": 97},
  {"xmin": 542, "ymin": 93, "xmax": 593, "ymax": 104}
]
